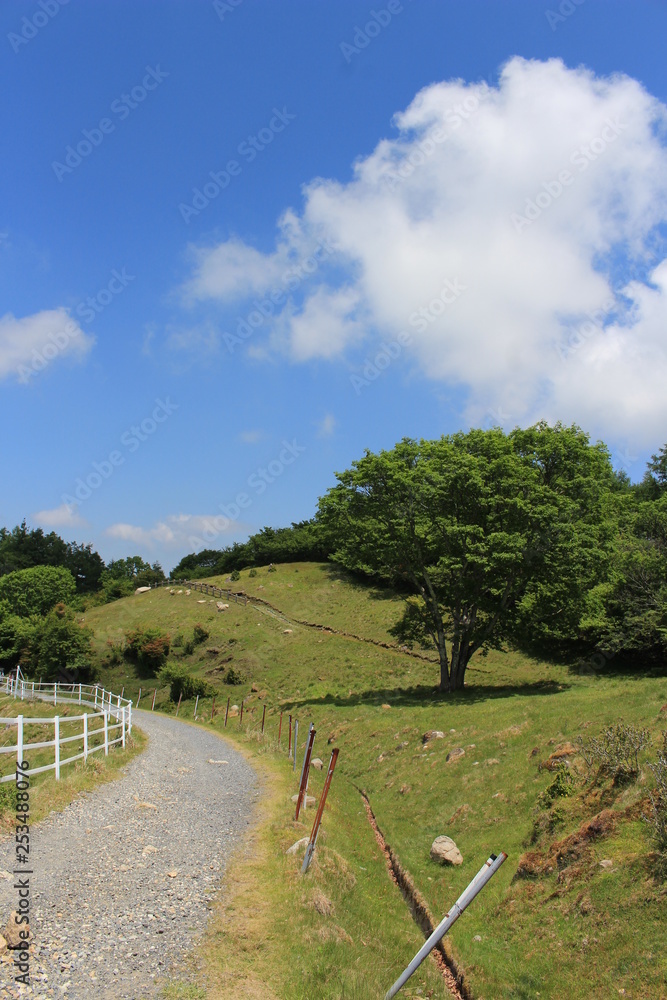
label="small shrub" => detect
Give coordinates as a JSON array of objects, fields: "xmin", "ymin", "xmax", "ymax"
[
  {"xmin": 172, "ymin": 633, "xmax": 184, "ymax": 649},
  {"xmin": 646, "ymin": 732, "xmax": 667, "ymax": 878},
  {"xmin": 538, "ymin": 764, "xmax": 575, "ymax": 809},
  {"xmin": 267, "ymin": 565, "xmax": 277, "ymax": 573},
  {"xmin": 124, "ymin": 627, "xmax": 170, "ymax": 671},
  {"xmin": 580, "ymin": 722, "xmax": 651, "ymax": 781},
  {"xmin": 183, "ymin": 639, "xmax": 195, "ymax": 655},
  {"xmin": 193, "ymin": 624, "xmax": 209, "ymax": 646},
  {"xmin": 230, "ymin": 569, "xmax": 241, "ymax": 582},
  {"xmin": 224, "ymin": 664, "xmax": 243, "ymax": 685},
  {"xmin": 248, "ymin": 569, "xmax": 258, "ymax": 578},
  {"xmin": 159, "ymin": 664, "xmax": 211, "ymax": 703},
  {"xmin": 105, "ymin": 639, "xmax": 123, "ymax": 665}
]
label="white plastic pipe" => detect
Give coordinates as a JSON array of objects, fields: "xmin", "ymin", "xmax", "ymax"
[{"xmin": 385, "ymin": 852, "xmax": 507, "ymax": 1000}]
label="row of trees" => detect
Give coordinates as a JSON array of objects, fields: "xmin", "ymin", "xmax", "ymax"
[{"xmin": 0, "ymin": 526, "xmax": 167, "ymax": 680}]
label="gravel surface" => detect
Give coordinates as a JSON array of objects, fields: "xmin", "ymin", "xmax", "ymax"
[{"xmin": 0, "ymin": 711, "xmax": 259, "ymax": 999}]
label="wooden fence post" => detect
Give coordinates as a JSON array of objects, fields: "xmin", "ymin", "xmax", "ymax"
[{"xmin": 225, "ymin": 697, "xmax": 230, "ymax": 727}]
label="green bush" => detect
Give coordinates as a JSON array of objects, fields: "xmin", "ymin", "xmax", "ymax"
[
  {"xmin": 124, "ymin": 627, "xmax": 170, "ymax": 672},
  {"xmin": 172, "ymin": 633, "xmax": 184, "ymax": 649},
  {"xmin": 267, "ymin": 565, "xmax": 277, "ymax": 573},
  {"xmin": 230, "ymin": 569, "xmax": 241, "ymax": 582},
  {"xmin": 579, "ymin": 722, "xmax": 651, "ymax": 781},
  {"xmin": 248, "ymin": 568, "xmax": 258, "ymax": 578},
  {"xmin": 224, "ymin": 664, "xmax": 243, "ymax": 685},
  {"xmin": 0, "ymin": 781, "xmax": 17, "ymax": 816},
  {"xmin": 158, "ymin": 664, "xmax": 211, "ymax": 703},
  {"xmin": 193, "ymin": 623, "xmax": 209, "ymax": 645},
  {"xmin": 538, "ymin": 764, "xmax": 575, "ymax": 809}
]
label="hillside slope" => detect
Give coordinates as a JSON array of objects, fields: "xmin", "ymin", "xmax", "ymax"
[{"xmin": 83, "ymin": 562, "xmax": 667, "ymax": 1000}]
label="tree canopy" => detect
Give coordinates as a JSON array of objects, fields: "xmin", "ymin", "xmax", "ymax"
[{"xmin": 318, "ymin": 423, "xmax": 618, "ymax": 692}]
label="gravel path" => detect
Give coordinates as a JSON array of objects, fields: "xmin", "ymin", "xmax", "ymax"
[{"xmin": 0, "ymin": 711, "xmax": 259, "ymax": 999}]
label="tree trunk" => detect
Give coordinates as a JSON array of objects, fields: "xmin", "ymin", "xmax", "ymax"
[
  {"xmin": 437, "ymin": 640, "xmax": 450, "ymax": 691},
  {"xmin": 449, "ymin": 645, "xmax": 467, "ymax": 691}
]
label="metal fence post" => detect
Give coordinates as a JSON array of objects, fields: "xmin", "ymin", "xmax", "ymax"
[
  {"xmin": 261, "ymin": 705, "xmax": 266, "ymax": 734},
  {"xmin": 239, "ymin": 700, "xmax": 244, "ymax": 727},
  {"xmin": 128, "ymin": 702, "xmax": 132, "ymax": 734},
  {"xmin": 152, "ymin": 688, "xmax": 157, "ymax": 711},
  {"xmin": 288, "ymin": 715, "xmax": 292, "ymax": 757},
  {"xmin": 176, "ymin": 693, "xmax": 182, "ymax": 717},
  {"xmin": 194, "ymin": 694, "xmax": 199, "ymax": 718},
  {"xmin": 293, "ymin": 720, "xmax": 298, "ymax": 771},
  {"xmin": 278, "ymin": 711, "xmax": 283, "ymax": 744},
  {"xmin": 295, "ymin": 726, "xmax": 316, "ymax": 820},
  {"xmin": 78, "ymin": 683, "xmax": 82, "ymax": 704},
  {"xmin": 54, "ymin": 682, "xmax": 57, "ymax": 707},
  {"xmin": 136, "ymin": 688, "xmax": 142, "ymax": 709},
  {"xmin": 17, "ymin": 715, "xmax": 23, "ymax": 768},
  {"xmin": 211, "ymin": 695, "xmax": 216, "ymax": 722},
  {"xmin": 302, "ymin": 748, "xmax": 339, "ymax": 874},
  {"xmin": 384, "ymin": 853, "xmax": 508, "ymax": 1000},
  {"xmin": 54, "ymin": 716, "xmax": 60, "ymax": 779},
  {"xmin": 224, "ymin": 697, "xmax": 230, "ymax": 727}
]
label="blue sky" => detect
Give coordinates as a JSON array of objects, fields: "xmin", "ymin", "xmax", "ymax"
[{"xmin": 1, "ymin": 0, "xmax": 666, "ymax": 572}]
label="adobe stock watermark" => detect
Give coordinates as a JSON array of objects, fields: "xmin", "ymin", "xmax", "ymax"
[
  {"xmin": 340, "ymin": 1, "xmax": 412, "ymax": 64},
  {"xmin": 213, "ymin": 0, "xmax": 244, "ymax": 20},
  {"xmin": 16, "ymin": 267, "xmax": 135, "ymax": 383},
  {"xmin": 7, "ymin": 0, "xmax": 69, "ymax": 54},
  {"xmin": 350, "ymin": 277, "xmax": 467, "ymax": 394},
  {"xmin": 511, "ymin": 118, "xmax": 627, "ymax": 233},
  {"xmin": 179, "ymin": 107, "xmax": 296, "ymax": 223},
  {"xmin": 61, "ymin": 398, "xmax": 178, "ymax": 509},
  {"xmin": 52, "ymin": 66, "xmax": 169, "ymax": 182},
  {"xmin": 188, "ymin": 439, "xmax": 306, "ymax": 550},
  {"xmin": 545, "ymin": 0, "xmax": 586, "ymax": 32},
  {"xmin": 222, "ymin": 239, "xmax": 337, "ymax": 353}
]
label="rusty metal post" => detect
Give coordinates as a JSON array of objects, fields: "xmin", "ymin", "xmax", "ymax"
[
  {"xmin": 151, "ymin": 688, "xmax": 157, "ymax": 711},
  {"xmin": 293, "ymin": 720, "xmax": 298, "ymax": 772},
  {"xmin": 295, "ymin": 726, "xmax": 316, "ymax": 820},
  {"xmin": 211, "ymin": 695, "xmax": 216, "ymax": 722},
  {"xmin": 239, "ymin": 700, "xmax": 244, "ymax": 726},
  {"xmin": 278, "ymin": 711, "xmax": 283, "ymax": 744},
  {"xmin": 288, "ymin": 714, "xmax": 292, "ymax": 757},
  {"xmin": 136, "ymin": 688, "xmax": 142, "ymax": 708},
  {"xmin": 175, "ymin": 692, "xmax": 182, "ymax": 717},
  {"xmin": 224, "ymin": 696, "xmax": 230, "ymax": 727},
  {"xmin": 302, "ymin": 749, "xmax": 339, "ymax": 873},
  {"xmin": 261, "ymin": 705, "xmax": 266, "ymax": 734},
  {"xmin": 194, "ymin": 694, "xmax": 199, "ymax": 718}
]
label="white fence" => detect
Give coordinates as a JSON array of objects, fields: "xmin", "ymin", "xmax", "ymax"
[{"xmin": 0, "ymin": 677, "xmax": 133, "ymax": 784}]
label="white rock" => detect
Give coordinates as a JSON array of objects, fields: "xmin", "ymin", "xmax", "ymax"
[
  {"xmin": 430, "ymin": 836, "xmax": 463, "ymax": 866},
  {"xmin": 285, "ymin": 837, "xmax": 309, "ymax": 855}
]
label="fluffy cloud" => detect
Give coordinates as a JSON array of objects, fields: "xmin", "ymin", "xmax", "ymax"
[
  {"xmin": 106, "ymin": 513, "xmax": 248, "ymax": 551},
  {"xmin": 182, "ymin": 57, "xmax": 667, "ymax": 446},
  {"xmin": 33, "ymin": 503, "xmax": 88, "ymax": 529},
  {"xmin": 0, "ymin": 308, "xmax": 93, "ymax": 383}
]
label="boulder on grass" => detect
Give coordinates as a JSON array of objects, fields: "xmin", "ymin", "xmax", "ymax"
[
  {"xmin": 423, "ymin": 730, "xmax": 445, "ymax": 743},
  {"xmin": 446, "ymin": 747, "xmax": 465, "ymax": 763},
  {"xmin": 430, "ymin": 836, "xmax": 463, "ymax": 866}
]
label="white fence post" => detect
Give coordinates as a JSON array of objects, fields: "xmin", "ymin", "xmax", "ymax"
[
  {"xmin": 54, "ymin": 716, "xmax": 60, "ymax": 780},
  {"xmin": 94, "ymin": 687, "xmax": 98, "ymax": 709},
  {"xmin": 103, "ymin": 712, "xmax": 108, "ymax": 756},
  {"xmin": 83, "ymin": 713, "xmax": 88, "ymax": 762},
  {"xmin": 31, "ymin": 681, "xmax": 35, "ymax": 699},
  {"xmin": 121, "ymin": 707, "xmax": 126, "ymax": 748},
  {"xmin": 54, "ymin": 682, "xmax": 57, "ymax": 707},
  {"xmin": 17, "ymin": 715, "xmax": 23, "ymax": 767},
  {"xmin": 128, "ymin": 702, "xmax": 132, "ymax": 734},
  {"xmin": 79, "ymin": 683, "xmax": 82, "ymax": 704}
]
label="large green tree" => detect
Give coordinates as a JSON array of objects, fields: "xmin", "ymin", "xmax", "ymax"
[
  {"xmin": 318, "ymin": 424, "xmax": 616, "ymax": 692},
  {"xmin": 0, "ymin": 565, "xmax": 76, "ymax": 617}
]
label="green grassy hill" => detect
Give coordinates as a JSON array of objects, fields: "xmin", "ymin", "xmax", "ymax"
[{"xmin": 83, "ymin": 563, "xmax": 667, "ymax": 1000}]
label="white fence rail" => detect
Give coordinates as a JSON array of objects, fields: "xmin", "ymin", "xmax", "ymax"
[{"xmin": 0, "ymin": 676, "xmax": 132, "ymax": 784}]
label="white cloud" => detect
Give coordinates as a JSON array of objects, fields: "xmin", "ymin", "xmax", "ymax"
[
  {"xmin": 0, "ymin": 308, "xmax": 93, "ymax": 383},
  {"xmin": 33, "ymin": 503, "xmax": 88, "ymax": 530},
  {"xmin": 317, "ymin": 413, "xmax": 336, "ymax": 437},
  {"xmin": 239, "ymin": 429, "xmax": 264, "ymax": 444},
  {"xmin": 179, "ymin": 57, "xmax": 667, "ymax": 446},
  {"xmin": 106, "ymin": 513, "xmax": 247, "ymax": 551}
]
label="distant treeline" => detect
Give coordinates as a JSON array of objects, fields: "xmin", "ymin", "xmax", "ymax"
[{"xmin": 171, "ymin": 520, "xmax": 331, "ymax": 579}]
